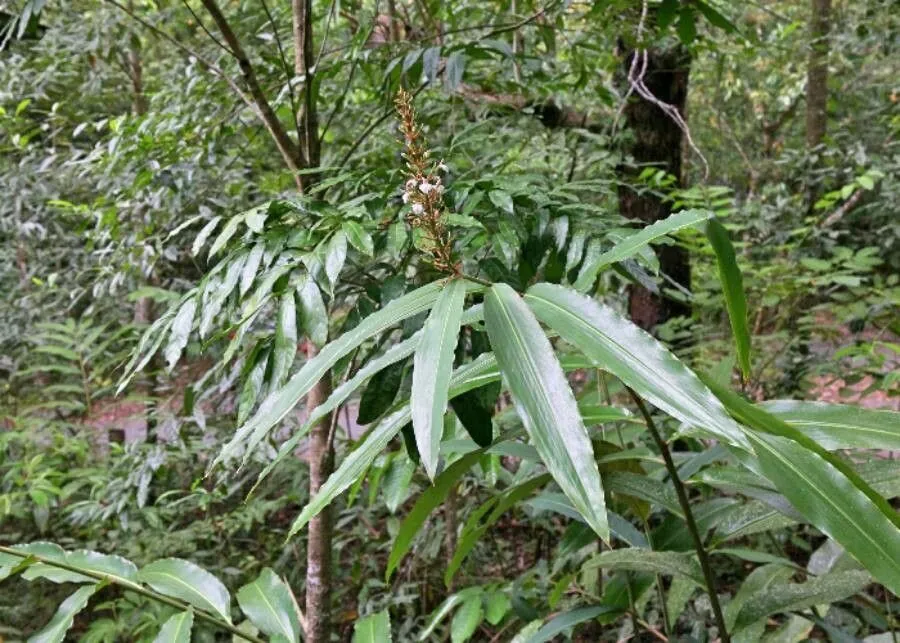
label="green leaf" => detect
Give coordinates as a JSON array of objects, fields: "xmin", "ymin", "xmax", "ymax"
[
  {"xmin": 289, "ymin": 409, "xmax": 411, "ymax": 539},
  {"xmin": 746, "ymin": 432, "xmax": 900, "ymax": 594},
  {"xmin": 324, "ymin": 230, "xmax": 348, "ymax": 288},
  {"xmin": 387, "ymin": 450, "xmax": 484, "ymax": 580},
  {"xmin": 665, "ymin": 577, "xmax": 697, "ymax": 625},
  {"xmin": 450, "ymin": 390, "xmax": 494, "ymax": 447},
  {"xmin": 297, "ymin": 276, "xmax": 328, "ymax": 347},
  {"xmin": 353, "ymin": 610, "xmax": 392, "ymax": 643},
  {"xmin": 213, "ymin": 282, "xmax": 446, "ymax": 468},
  {"xmin": 200, "ymin": 253, "xmax": 245, "ymax": 338},
  {"xmin": 250, "ymin": 334, "xmax": 419, "ymax": 496},
  {"xmin": 451, "ymin": 595, "xmax": 484, "ymax": 643},
  {"xmin": 704, "ymin": 379, "xmax": 900, "ymax": 531},
  {"xmin": 734, "ymin": 570, "xmax": 871, "ymax": 631},
  {"xmin": 489, "ymin": 189, "xmax": 514, "ymax": 214},
  {"xmin": 694, "ymin": 1, "xmax": 737, "ymax": 32},
  {"xmin": 240, "ymin": 243, "xmax": 265, "ymax": 296},
  {"xmin": 484, "ymin": 592, "xmax": 511, "ymax": 626},
  {"xmin": 573, "ymin": 209, "xmax": 713, "ymax": 292},
  {"xmin": 524, "ymin": 606, "xmax": 610, "ymax": 643},
  {"xmin": 418, "ymin": 587, "xmax": 483, "ymax": 642},
  {"xmin": 237, "ymin": 568, "xmax": 301, "ymax": 643},
  {"xmin": 65, "ymin": 550, "xmax": 138, "ymax": 582},
  {"xmin": 238, "ymin": 345, "xmax": 269, "ymax": 426},
  {"xmin": 485, "ymin": 283, "xmax": 609, "ymax": 539},
  {"xmin": 525, "ymin": 283, "xmax": 748, "ymax": 448},
  {"xmin": 164, "ymin": 296, "xmax": 197, "ymax": 371},
  {"xmin": 192, "ymin": 216, "xmax": 221, "ymax": 256},
  {"xmin": 446, "ymin": 474, "xmax": 551, "ymax": 586},
  {"xmin": 412, "ymin": 279, "xmax": 467, "ymax": 478},
  {"xmin": 584, "ymin": 549, "xmax": 704, "ymax": 585},
  {"xmin": 760, "ymin": 401, "xmax": 900, "ymax": 450},
  {"xmin": 343, "ymin": 220, "xmax": 374, "ymax": 256},
  {"xmin": 510, "ymin": 620, "xmax": 543, "ymax": 643},
  {"xmin": 382, "ymin": 455, "xmax": 415, "ymax": 513},
  {"xmin": 153, "ymin": 610, "xmax": 193, "ymax": 643},
  {"xmin": 137, "ymin": 558, "xmax": 231, "ymax": 622},
  {"xmin": 28, "ymin": 585, "xmax": 97, "ymax": 643},
  {"xmin": 605, "ymin": 471, "xmax": 682, "ymax": 517},
  {"xmin": 724, "ymin": 564, "xmax": 794, "ymax": 632},
  {"xmin": 272, "ymin": 294, "xmax": 298, "ymax": 389},
  {"xmin": 677, "ymin": 5, "xmax": 697, "ymax": 44},
  {"xmin": 706, "ymin": 218, "xmax": 751, "ymax": 379},
  {"xmin": 208, "ymin": 214, "xmax": 243, "ymax": 258},
  {"xmin": 358, "ymin": 361, "xmax": 405, "ymax": 425}
]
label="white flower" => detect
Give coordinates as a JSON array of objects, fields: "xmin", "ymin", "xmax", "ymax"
[
  {"xmin": 405, "ymin": 178, "xmax": 417, "ymax": 190},
  {"xmin": 411, "ymin": 203, "xmax": 425, "ymax": 215},
  {"xmin": 438, "ymin": 160, "xmax": 449, "ymax": 172},
  {"xmin": 402, "ymin": 192, "xmax": 410, "ymax": 203},
  {"xmin": 419, "ymin": 181, "xmax": 435, "ymax": 194}
]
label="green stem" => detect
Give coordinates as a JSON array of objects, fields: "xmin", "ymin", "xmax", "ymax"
[
  {"xmin": 625, "ymin": 388, "xmax": 731, "ymax": 643},
  {"xmin": 460, "ymin": 273, "xmax": 493, "ymax": 288},
  {"xmin": 0, "ymin": 546, "xmax": 265, "ymax": 643}
]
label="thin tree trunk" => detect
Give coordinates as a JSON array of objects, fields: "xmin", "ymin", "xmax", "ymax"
[
  {"xmin": 292, "ymin": 2, "xmax": 332, "ymax": 640},
  {"xmin": 617, "ymin": 47, "xmax": 692, "ymax": 330},
  {"xmin": 806, "ymin": 0, "xmax": 830, "ymax": 149},
  {"xmin": 304, "ymin": 345, "xmax": 334, "ymax": 643}
]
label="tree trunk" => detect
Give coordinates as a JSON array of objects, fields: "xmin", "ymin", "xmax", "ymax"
[
  {"xmin": 292, "ymin": 2, "xmax": 332, "ymax": 640},
  {"xmin": 617, "ymin": 47, "xmax": 692, "ymax": 330},
  {"xmin": 806, "ymin": 0, "xmax": 830, "ymax": 149},
  {"xmin": 303, "ymin": 345, "xmax": 334, "ymax": 643}
]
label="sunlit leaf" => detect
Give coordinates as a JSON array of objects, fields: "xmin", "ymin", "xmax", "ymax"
[
  {"xmin": 485, "ymin": 283, "xmax": 609, "ymax": 540},
  {"xmin": 137, "ymin": 558, "xmax": 231, "ymax": 622},
  {"xmin": 412, "ymin": 278, "xmax": 467, "ymax": 478}
]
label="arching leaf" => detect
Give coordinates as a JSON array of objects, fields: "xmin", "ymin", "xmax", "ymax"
[
  {"xmin": 412, "ymin": 278, "xmax": 467, "ymax": 478},
  {"xmin": 485, "ymin": 283, "xmax": 609, "ymax": 540}
]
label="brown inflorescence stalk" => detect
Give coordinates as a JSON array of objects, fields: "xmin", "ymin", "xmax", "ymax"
[{"xmin": 394, "ymin": 88, "xmax": 457, "ymax": 274}]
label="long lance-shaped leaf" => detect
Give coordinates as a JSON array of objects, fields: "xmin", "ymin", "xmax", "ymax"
[
  {"xmin": 525, "ymin": 283, "xmax": 749, "ymax": 449},
  {"xmin": 249, "ymin": 334, "xmax": 420, "ymax": 496},
  {"xmin": 746, "ymin": 431, "xmax": 900, "ymax": 594},
  {"xmin": 583, "ymin": 549, "xmax": 705, "ymax": 585},
  {"xmin": 248, "ymin": 304, "xmax": 485, "ymax": 494},
  {"xmin": 573, "ymin": 209, "xmax": 713, "ymax": 292},
  {"xmin": 211, "ymin": 281, "xmax": 447, "ymax": 470},
  {"xmin": 485, "ymin": 283, "xmax": 609, "ymax": 540},
  {"xmin": 445, "ymin": 474, "xmax": 552, "ymax": 587},
  {"xmin": 705, "ymin": 218, "xmax": 751, "ymax": 380},
  {"xmin": 733, "ymin": 569, "xmax": 872, "ymax": 632},
  {"xmin": 760, "ymin": 400, "xmax": 900, "ymax": 451},
  {"xmin": 525, "ymin": 606, "xmax": 613, "ymax": 643},
  {"xmin": 412, "ymin": 279, "xmax": 467, "ymax": 478},
  {"xmin": 29, "ymin": 585, "xmax": 98, "ymax": 643},
  {"xmin": 387, "ymin": 449, "xmax": 486, "ymax": 581},
  {"xmin": 287, "ymin": 408, "xmax": 411, "ymax": 539},
  {"xmin": 286, "ymin": 351, "xmax": 506, "ymax": 540},
  {"xmin": 703, "ymin": 377, "xmax": 900, "ymax": 531}
]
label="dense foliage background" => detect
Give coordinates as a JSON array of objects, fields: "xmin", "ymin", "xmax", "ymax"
[{"xmin": 0, "ymin": 0, "xmax": 898, "ymax": 641}]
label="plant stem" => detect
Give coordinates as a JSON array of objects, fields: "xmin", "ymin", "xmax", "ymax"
[
  {"xmin": 625, "ymin": 388, "xmax": 731, "ymax": 642},
  {"xmin": 0, "ymin": 546, "xmax": 264, "ymax": 643},
  {"xmin": 461, "ymin": 273, "xmax": 493, "ymax": 288}
]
